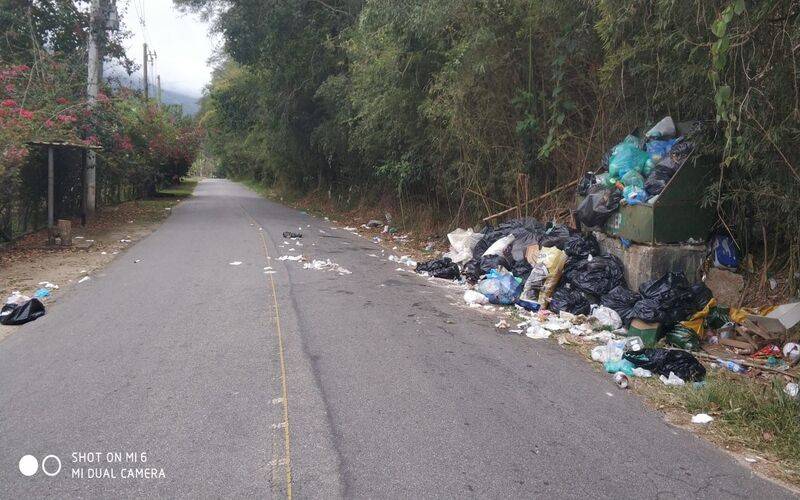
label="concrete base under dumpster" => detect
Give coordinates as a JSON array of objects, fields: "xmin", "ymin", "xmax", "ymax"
[{"xmin": 595, "ymin": 232, "xmax": 706, "ymax": 292}]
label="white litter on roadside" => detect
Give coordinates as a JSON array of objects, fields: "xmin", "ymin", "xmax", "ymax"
[
  {"xmin": 303, "ymin": 259, "xmax": 352, "ymax": 275},
  {"xmin": 78, "ymin": 276, "xmax": 90, "ymax": 283},
  {"xmin": 660, "ymin": 372, "xmax": 686, "ymax": 386},
  {"xmin": 38, "ymin": 281, "xmax": 59, "ymax": 290},
  {"xmin": 264, "ymin": 266, "xmax": 273, "ymax": 270},
  {"xmin": 229, "ymin": 261, "xmax": 242, "ymax": 266},
  {"xmin": 388, "ymin": 254, "xmax": 417, "ymax": 267},
  {"xmin": 691, "ymin": 413, "xmax": 714, "ymax": 424},
  {"xmin": 278, "ymin": 255, "xmax": 303, "ymax": 261}
]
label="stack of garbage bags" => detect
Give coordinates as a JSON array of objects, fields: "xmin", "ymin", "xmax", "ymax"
[
  {"xmin": 575, "ymin": 116, "xmax": 699, "ymax": 229},
  {"xmin": 415, "ymin": 215, "xmax": 716, "ymax": 354}
]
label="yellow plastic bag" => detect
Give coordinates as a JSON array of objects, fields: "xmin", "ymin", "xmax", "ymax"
[
  {"xmin": 536, "ymin": 247, "xmax": 567, "ymax": 304},
  {"xmin": 679, "ymin": 298, "xmax": 716, "ymax": 337}
]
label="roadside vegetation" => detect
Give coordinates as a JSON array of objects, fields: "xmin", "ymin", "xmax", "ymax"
[
  {"xmin": 188, "ymin": 0, "xmax": 799, "ymax": 296},
  {"xmin": 0, "ymin": 1, "xmax": 201, "ymax": 242}
]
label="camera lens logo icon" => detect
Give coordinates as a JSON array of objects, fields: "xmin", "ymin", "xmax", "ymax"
[{"xmin": 19, "ymin": 455, "xmax": 61, "ymax": 477}]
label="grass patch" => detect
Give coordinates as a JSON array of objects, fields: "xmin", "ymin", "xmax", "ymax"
[
  {"xmin": 643, "ymin": 373, "xmax": 800, "ymax": 481},
  {"xmin": 685, "ymin": 376, "xmax": 800, "ymax": 462}
]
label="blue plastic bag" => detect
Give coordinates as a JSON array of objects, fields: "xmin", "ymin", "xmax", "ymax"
[
  {"xmin": 711, "ymin": 234, "xmax": 738, "ymax": 269},
  {"xmin": 622, "ymin": 185, "xmax": 648, "ymax": 205},
  {"xmin": 645, "ymin": 138, "xmax": 678, "ymax": 159},
  {"xmin": 477, "ymin": 272, "xmax": 522, "ymax": 305}
]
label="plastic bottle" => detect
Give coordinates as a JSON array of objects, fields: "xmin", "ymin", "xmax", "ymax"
[{"xmin": 716, "ymin": 359, "xmax": 747, "ymax": 374}]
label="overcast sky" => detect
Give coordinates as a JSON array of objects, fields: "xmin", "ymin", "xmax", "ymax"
[{"xmin": 113, "ymin": 0, "xmax": 218, "ymax": 98}]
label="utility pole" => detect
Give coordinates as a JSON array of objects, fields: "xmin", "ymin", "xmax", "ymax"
[
  {"xmin": 85, "ymin": 0, "xmax": 102, "ymax": 217},
  {"xmin": 156, "ymin": 75, "xmax": 162, "ymax": 105},
  {"xmin": 142, "ymin": 42, "xmax": 149, "ymax": 100}
]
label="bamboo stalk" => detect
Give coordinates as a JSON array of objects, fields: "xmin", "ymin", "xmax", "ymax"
[{"xmin": 482, "ymin": 178, "xmax": 580, "ymax": 222}]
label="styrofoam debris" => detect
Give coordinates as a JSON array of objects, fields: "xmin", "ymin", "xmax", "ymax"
[
  {"xmin": 278, "ymin": 255, "xmax": 303, "ymax": 261},
  {"xmin": 691, "ymin": 413, "xmax": 713, "ymax": 424}
]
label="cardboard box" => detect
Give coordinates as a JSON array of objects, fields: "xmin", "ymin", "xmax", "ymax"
[
  {"xmin": 746, "ymin": 302, "xmax": 800, "ymax": 334},
  {"xmin": 524, "ymin": 244, "xmax": 540, "ymax": 265}
]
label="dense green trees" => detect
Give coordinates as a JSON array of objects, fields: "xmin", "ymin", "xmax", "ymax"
[{"xmin": 190, "ymin": 0, "xmax": 799, "ymax": 278}]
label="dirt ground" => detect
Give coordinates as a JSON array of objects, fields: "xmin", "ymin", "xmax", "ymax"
[{"xmin": 0, "ymin": 186, "xmax": 193, "ymax": 342}]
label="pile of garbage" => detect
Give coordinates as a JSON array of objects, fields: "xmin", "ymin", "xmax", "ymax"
[
  {"xmin": 575, "ymin": 116, "xmax": 699, "ymax": 228},
  {"xmin": 413, "ymin": 215, "xmax": 800, "ymax": 389}
]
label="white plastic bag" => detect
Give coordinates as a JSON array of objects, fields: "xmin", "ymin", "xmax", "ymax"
[
  {"xmin": 482, "ymin": 234, "xmax": 515, "ymax": 257},
  {"xmin": 463, "ymin": 289, "xmax": 489, "ymax": 305},
  {"xmin": 590, "ymin": 305, "xmax": 622, "ymax": 330},
  {"xmin": 443, "ymin": 228, "xmax": 482, "ymax": 264}
]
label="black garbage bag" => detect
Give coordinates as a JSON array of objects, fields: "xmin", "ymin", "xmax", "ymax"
[
  {"xmin": 462, "ymin": 254, "xmax": 512, "ymax": 284},
  {"xmin": 623, "ymin": 348, "xmax": 706, "ymax": 381},
  {"xmin": 601, "ymin": 285, "xmax": 641, "ymax": 325},
  {"xmin": 510, "ymin": 259, "xmax": 532, "ymax": 282},
  {"xmin": 577, "ymin": 172, "xmax": 597, "ymax": 197},
  {"xmin": 415, "ymin": 257, "xmax": 460, "ymax": 280},
  {"xmin": 462, "ymin": 258, "xmax": 482, "ymax": 284},
  {"xmin": 636, "ymin": 272, "xmax": 707, "ymax": 324},
  {"xmin": 562, "ymin": 233, "xmax": 600, "ymax": 259},
  {"xmin": 664, "ymin": 325, "xmax": 702, "ymax": 351},
  {"xmin": 563, "ymin": 254, "xmax": 625, "ymax": 296},
  {"xmin": 644, "ymin": 163, "xmax": 677, "ymax": 197},
  {"xmin": 473, "ymin": 218, "xmax": 546, "ymax": 258},
  {"xmin": 575, "ymin": 185, "xmax": 622, "ymax": 228},
  {"xmin": 690, "ymin": 283, "xmax": 713, "ymax": 311},
  {"xmin": 628, "ymin": 298, "xmax": 662, "ymax": 323},
  {"xmin": 538, "ymin": 223, "xmax": 577, "ymax": 249},
  {"xmin": 549, "ymin": 284, "xmax": 591, "ymax": 315},
  {"xmin": 0, "ymin": 298, "xmax": 45, "ymax": 325},
  {"xmin": 670, "ymin": 140, "xmax": 694, "ymax": 161}
]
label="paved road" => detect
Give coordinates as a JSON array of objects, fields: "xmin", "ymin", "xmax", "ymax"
[{"xmin": 0, "ymin": 180, "xmax": 792, "ymax": 498}]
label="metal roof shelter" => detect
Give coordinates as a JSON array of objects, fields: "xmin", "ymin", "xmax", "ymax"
[{"xmin": 26, "ymin": 141, "xmax": 102, "ymax": 229}]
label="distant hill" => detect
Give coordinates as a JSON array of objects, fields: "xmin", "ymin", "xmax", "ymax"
[{"xmin": 105, "ymin": 70, "xmax": 201, "ymax": 116}]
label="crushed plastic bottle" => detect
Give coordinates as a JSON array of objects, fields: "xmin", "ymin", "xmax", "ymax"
[{"xmin": 716, "ymin": 359, "xmax": 748, "ymax": 374}]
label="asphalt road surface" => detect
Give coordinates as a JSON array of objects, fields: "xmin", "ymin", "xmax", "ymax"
[{"xmin": 0, "ymin": 179, "xmax": 793, "ymax": 498}]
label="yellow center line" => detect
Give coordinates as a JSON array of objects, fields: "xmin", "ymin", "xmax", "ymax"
[{"xmin": 241, "ymin": 206, "xmax": 293, "ymax": 499}]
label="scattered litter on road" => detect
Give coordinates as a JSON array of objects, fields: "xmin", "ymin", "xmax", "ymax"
[
  {"xmin": 78, "ymin": 276, "xmax": 91, "ymax": 283},
  {"xmin": 33, "ymin": 288, "xmax": 50, "ymax": 299},
  {"xmin": 120, "ymin": 238, "xmax": 131, "ymax": 243},
  {"xmin": 134, "ymin": 259, "xmax": 141, "ymax": 263},
  {"xmin": 389, "ymin": 255, "xmax": 417, "ymax": 267},
  {"xmin": 283, "ymin": 231, "xmax": 302, "ymax": 238},
  {"xmin": 278, "ymin": 255, "xmax": 303, "ymax": 261},
  {"xmin": 495, "ymin": 319, "xmax": 509, "ymax": 329},
  {"xmin": 38, "ymin": 282, "xmax": 59, "ymax": 290},
  {"xmin": 691, "ymin": 413, "xmax": 714, "ymax": 424},
  {"xmin": 229, "ymin": 261, "xmax": 242, "ymax": 266},
  {"xmin": 302, "ymin": 259, "xmax": 352, "ymax": 275}
]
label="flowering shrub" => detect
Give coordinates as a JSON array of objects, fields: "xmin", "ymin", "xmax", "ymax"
[{"xmin": 0, "ymin": 58, "xmax": 201, "ymax": 239}]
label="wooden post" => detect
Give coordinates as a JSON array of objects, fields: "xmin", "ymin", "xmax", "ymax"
[{"xmin": 47, "ymin": 146, "xmax": 54, "ymax": 228}]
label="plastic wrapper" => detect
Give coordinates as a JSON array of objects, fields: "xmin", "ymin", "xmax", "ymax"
[
  {"xmin": 623, "ymin": 348, "xmax": 706, "ymax": 381},
  {"xmin": 622, "ymin": 185, "xmax": 648, "ymax": 205}
]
